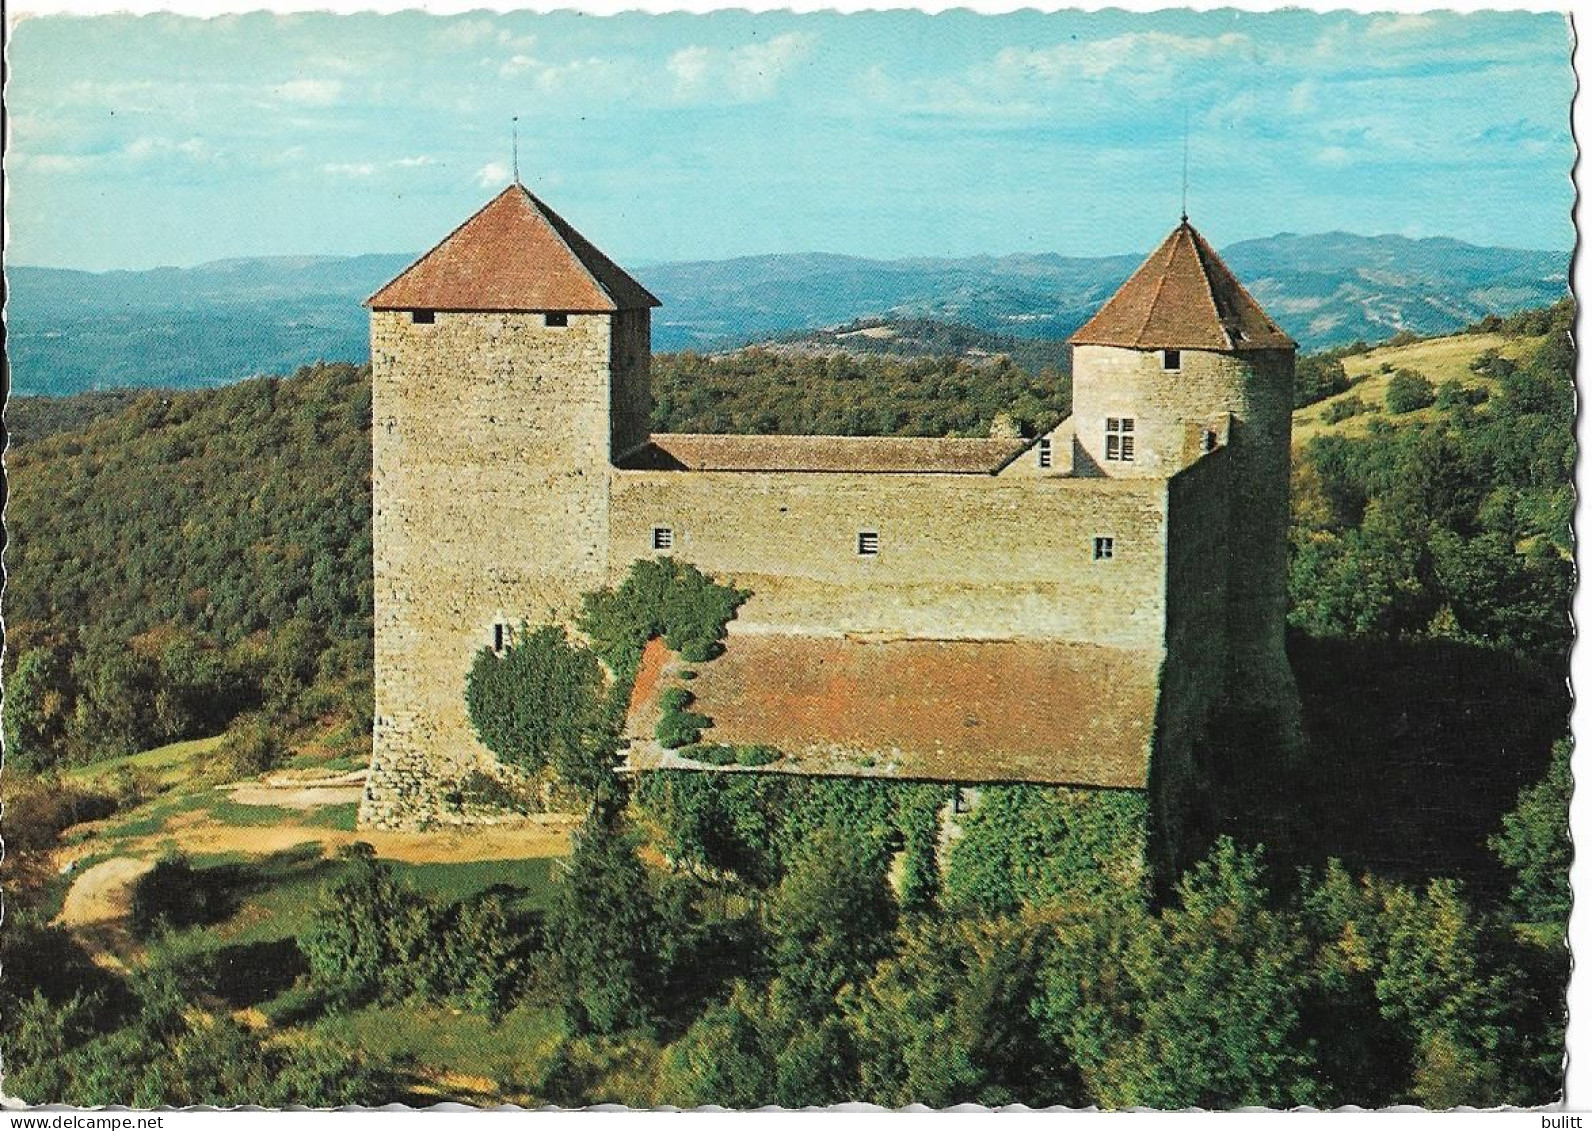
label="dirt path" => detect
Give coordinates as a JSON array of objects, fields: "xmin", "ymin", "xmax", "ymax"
[
  {"xmin": 59, "ymin": 813, "xmax": 577, "ymax": 869},
  {"xmin": 56, "ymin": 857, "xmax": 156, "ymax": 927}
]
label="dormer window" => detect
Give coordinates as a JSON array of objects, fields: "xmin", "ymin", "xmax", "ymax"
[
  {"xmin": 412, "ymin": 309, "xmax": 435, "ymax": 324},
  {"xmin": 1161, "ymin": 349, "xmax": 1181, "ymax": 371},
  {"xmin": 545, "ymin": 313, "xmax": 569, "ymax": 328}
]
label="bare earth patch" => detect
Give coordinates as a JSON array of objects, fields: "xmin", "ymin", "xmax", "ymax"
[
  {"xmin": 56, "ymin": 857, "xmax": 156, "ymax": 927},
  {"xmin": 59, "ymin": 814, "xmax": 577, "ymax": 869}
]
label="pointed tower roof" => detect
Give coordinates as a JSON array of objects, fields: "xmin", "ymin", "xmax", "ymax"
[
  {"xmin": 1069, "ymin": 219, "xmax": 1294, "ymax": 352},
  {"xmin": 367, "ymin": 184, "xmax": 660, "ymax": 312}
]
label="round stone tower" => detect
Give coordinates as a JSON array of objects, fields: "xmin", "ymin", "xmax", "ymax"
[{"xmin": 1068, "ymin": 217, "xmax": 1300, "ymax": 729}]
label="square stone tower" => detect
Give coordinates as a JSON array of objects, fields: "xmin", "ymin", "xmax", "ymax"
[{"xmin": 360, "ymin": 184, "xmax": 658, "ymax": 828}]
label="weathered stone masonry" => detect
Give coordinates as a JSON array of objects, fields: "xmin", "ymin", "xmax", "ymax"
[{"xmin": 358, "ymin": 186, "xmax": 1301, "ymax": 849}]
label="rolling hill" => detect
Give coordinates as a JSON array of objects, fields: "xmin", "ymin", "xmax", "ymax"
[{"xmin": 5, "ymin": 233, "xmax": 1565, "ymax": 396}]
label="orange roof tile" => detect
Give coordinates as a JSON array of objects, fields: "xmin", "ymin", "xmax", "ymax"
[
  {"xmin": 1070, "ymin": 219, "xmax": 1295, "ymax": 352},
  {"xmin": 618, "ymin": 433, "xmax": 1030, "ymax": 475},
  {"xmin": 627, "ymin": 635, "xmax": 1159, "ymax": 789},
  {"xmin": 368, "ymin": 184, "xmax": 659, "ymax": 312}
]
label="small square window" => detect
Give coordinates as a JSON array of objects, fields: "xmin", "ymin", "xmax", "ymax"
[
  {"xmin": 412, "ymin": 309, "xmax": 435, "ymax": 324},
  {"xmin": 652, "ymin": 526, "xmax": 674, "ymax": 551},
  {"xmin": 1162, "ymin": 349, "xmax": 1181, "ymax": 370},
  {"xmin": 857, "ymin": 530, "xmax": 880, "ymax": 557},
  {"xmin": 1093, "ymin": 536, "xmax": 1115, "ymax": 561},
  {"xmin": 1037, "ymin": 437, "xmax": 1053, "ymax": 469},
  {"xmin": 545, "ymin": 312, "xmax": 569, "ymax": 328}
]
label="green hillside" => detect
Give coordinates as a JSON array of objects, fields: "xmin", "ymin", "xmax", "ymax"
[{"xmin": 3, "ymin": 307, "xmax": 1572, "ymax": 1109}]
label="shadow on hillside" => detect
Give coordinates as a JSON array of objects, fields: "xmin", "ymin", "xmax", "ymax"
[{"xmin": 1194, "ymin": 634, "xmax": 1568, "ymax": 901}]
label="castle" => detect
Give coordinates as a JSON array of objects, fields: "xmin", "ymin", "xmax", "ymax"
[{"xmin": 359, "ymin": 182, "xmax": 1302, "ymax": 868}]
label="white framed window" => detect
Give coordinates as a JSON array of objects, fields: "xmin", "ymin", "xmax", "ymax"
[
  {"xmin": 1037, "ymin": 437, "xmax": 1053, "ymax": 469},
  {"xmin": 1105, "ymin": 417, "xmax": 1136, "ymax": 462},
  {"xmin": 1093, "ymin": 536, "xmax": 1115, "ymax": 562},
  {"xmin": 1162, "ymin": 349, "xmax": 1181, "ymax": 371},
  {"xmin": 857, "ymin": 530, "xmax": 880, "ymax": 557},
  {"xmin": 652, "ymin": 526, "xmax": 674, "ymax": 551}
]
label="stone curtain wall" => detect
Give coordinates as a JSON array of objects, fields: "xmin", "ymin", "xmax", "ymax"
[
  {"xmin": 609, "ymin": 469, "xmax": 1170, "ymax": 648},
  {"xmin": 363, "ymin": 309, "xmax": 616, "ymax": 828}
]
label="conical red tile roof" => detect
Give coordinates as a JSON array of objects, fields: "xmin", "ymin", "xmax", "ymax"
[
  {"xmin": 1070, "ymin": 219, "xmax": 1294, "ymax": 352},
  {"xmin": 368, "ymin": 184, "xmax": 659, "ymax": 312}
]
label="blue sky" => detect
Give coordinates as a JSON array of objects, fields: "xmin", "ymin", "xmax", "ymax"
[{"xmin": 6, "ymin": 8, "xmax": 1574, "ymax": 270}]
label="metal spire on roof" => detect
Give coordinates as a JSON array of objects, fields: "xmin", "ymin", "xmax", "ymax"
[
  {"xmin": 512, "ymin": 116, "xmax": 520, "ymax": 185},
  {"xmin": 1180, "ymin": 106, "xmax": 1190, "ymax": 224}
]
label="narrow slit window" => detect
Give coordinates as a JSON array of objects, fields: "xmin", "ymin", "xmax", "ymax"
[
  {"xmin": 857, "ymin": 530, "xmax": 880, "ymax": 557},
  {"xmin": 1162, "ymin": 348, "xmax": 1181, "ymax": 371},
  {"xmin": 1105, "ymin": 417, "xmax": 1135, "ymax": 462},
  {"xmin": 1093, "ymin": 536, "xmax": 1115, "ymax": 561},
  {"xmin": 1037, "ymin": 437, "xmax": 1053, "ymax": 469},
  {"xmin": 492, "ymin": 622, "xmax": 505, "ymax": 653},
  {"xmin": 545, "ymin": 312, "xmax": 569, "ymax": 328},
  {"xmin": 412, "ymin": 309, "xmax": 435, "ymax": 324},
  {"xmin": 652, "ymin": 526, "xmax": 674, "ymax": 551}
]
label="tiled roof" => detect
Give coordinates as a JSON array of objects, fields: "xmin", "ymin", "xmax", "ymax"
[
  {"xmin": 1070, "ymin": 219, "xmax": 1295, "ymax": 352},
  {"xmin": 627, "ymin": 635, "xmax": 1159, "ymax": 789},
  {"xmin": 617, "ymin": 433, "xmax": 1030, "ymax": 474},
  {"xmin": 368, "ymin": 183, "xmax": 659, "ymax": 312}
]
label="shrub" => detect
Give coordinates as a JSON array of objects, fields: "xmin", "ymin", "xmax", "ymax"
[
  {"xmin": 1294, "ymin": 355, "xmax": 1351, "ymax": 409},
  {"xmin": 1321, "ymin": 396, "xmax": 1365, "ymax": 425},
  {"xmin": 657, "ymin": 686, "xmax": 712, "ymax": 749},
  {"xmin": 219, "ymin": 712, "xmax": 285, "ymax": 777},
  {"xmin": 577, "ymin": 558, "xmax": 749, "ymax": 684},
  {"xmin": 1385, "ymin": 370, "xmax": 1436, "ymax": 414},
  {"xmin": 1435, "ymin": 379, "xmax": 1488, "ymax": 411},
  {"xmin": 464, "ymin": 624, "xmax": 608, "ymax": 778},
  {"xmin": 130, "ymin": 854, "xmax": 227, "ymax": 938}
]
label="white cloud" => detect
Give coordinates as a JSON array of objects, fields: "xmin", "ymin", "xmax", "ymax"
[
  {"xmin": 392, "ymin": 155, "xmax": 436, "ymax": 168},
  {"xmin": 476, "ymin": 161, "xmax": 511, "ymax": 188},
  {"xmin": 274, "ymin": 78, "xmax": 342, "ymax": 105},
  {"xmin": 322, "ymin": 161, "xmax": 377, "ymax": 178},
  {"xmin": 434, "ymin": 18, "xmax": 501, "ymax": 49},
  {"xmin": 1314, "ymin": 146, "xmax": 1354, "ymax": 168},
  {"xmin": 1367, "ymin": 14, "xmax": 1439, "ymax": 38},
  {"xmin": 667, "ymin": 32, "xmax": 814, "ymax": 102},
  {"xmin": 991, "ymin": 31, "xmax": 1252, "ymax": 85},
  {"xmin": 124, "ymin": 136, "xmax": 208, "ymax": 161}
]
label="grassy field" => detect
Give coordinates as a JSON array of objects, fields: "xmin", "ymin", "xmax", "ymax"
[
  {"xmin": 62, "ymin": 733, "xmax": 229, "ymax": 791},
  {"xmin": 1291, "ymin": 330, "xmax": 1543, "ymax": 446}
]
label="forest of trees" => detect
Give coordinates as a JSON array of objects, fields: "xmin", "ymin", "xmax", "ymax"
[{"xmin": 2, "ymin": 304, "xmax": 1573, "ymax": 1107}]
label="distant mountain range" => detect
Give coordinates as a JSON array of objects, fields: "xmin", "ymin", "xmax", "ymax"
[{"xmin": 4, "ymin": 233, "xmax": 1566, "ymax": 396}]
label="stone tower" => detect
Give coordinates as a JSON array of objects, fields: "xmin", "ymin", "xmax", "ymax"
[
  {"xmin": 1069, "ymin": 218, "xmax": 1301, "ymax": 731},
  {"xmin": 360, "ymin": 183, "xmax": 658, "ymax": 828}
]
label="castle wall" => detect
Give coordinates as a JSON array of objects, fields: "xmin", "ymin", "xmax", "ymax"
[
  {"xmin": 609, "ymin": 469, "xmax": 1170, "ymax": 648},
  {"xmin": 363, "ymin": 308, "xmax": 615, "ymax": 828},
  {"xmin": 1147, "ymin": 446, "xmax": 1233, "ymax": 877},
  {"xmin": 610, "ymin": 308, "xmax": 652, "ymax": 459}
]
